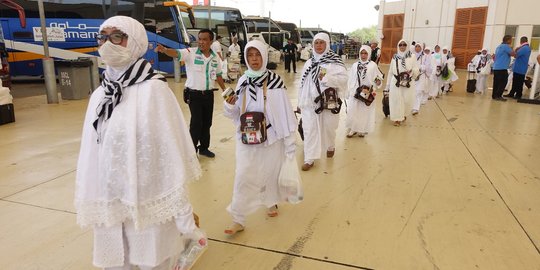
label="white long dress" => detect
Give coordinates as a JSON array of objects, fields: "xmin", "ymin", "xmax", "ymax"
[
  {"xmin": 346, "ymin": 60, "xmax": 383, "ymax": 133},
  {"xmin": 298, "ymin": 60, "xmax": 348, "ymax": 162},
  {"xmin": 76, "ymin": 80, "xmax": 201, "ymax": 268},
  {"xmin": 413, "ymin": 52, "xmax": 433, "ymax": 111},
  {"xmin": 473, "ymin": 54, "xmax": 491, "ymax": 94},
  {"xmin": 430, "ymin": 53, "xmax": 443, "ymax": 97},
  {"xmin": 223, "ymin": 73, "xmax": 297, "ymax": 226},
  {"xmin": 386, "ymin": 55, "xmax": 419, "ymax": 122}
]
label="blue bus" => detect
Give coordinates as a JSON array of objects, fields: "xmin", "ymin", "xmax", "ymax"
[{"xmin": 0, "ymin": 0, "xmax": 194, "ymax": 78}]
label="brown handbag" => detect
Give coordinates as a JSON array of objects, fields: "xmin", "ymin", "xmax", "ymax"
[
  {"xmin": 239, "ymin": 80, "xmax": 268, "ymax": 145},
  {"xmin": 394, "ymin": 59, "xmax": 411, "ymax": 88},
  {"xmin": 355, "ymin": 85, "xmax": 375, "ymax": 106}
]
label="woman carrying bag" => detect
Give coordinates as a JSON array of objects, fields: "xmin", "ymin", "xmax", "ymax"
[
  {"xmin": 223, "ymin": 40, "xmax": 302, "ymax": 235},
  {"xmin": 384, "ymin": 39, "xmax": 420, "ymax": 126},
  {"xmin": 345, "ymin": 45, "xmax": 383, "ymax": 138},
  {"xmin": 297, "ymin": 32, "xmax": 348, "ymax": 171}
]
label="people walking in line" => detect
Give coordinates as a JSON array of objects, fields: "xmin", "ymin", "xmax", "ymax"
[
  {"xmin": 384, "ymin": 39, "xmax": 419, "ymax": 126},
  {"xmin": 76, "ymin": 16, "xmax": 204, "ymax": 270},
  {"xmin": 298, "ymin": 32, "xmax": 347, "ymax": 171},
  {"xmin": 412, "ymin": 43, "xmax": 432, "ymax": 115},
  {"xmin": 471, "ymin": 48, "xmax": 492, "ymax": 94},
  {"xmin": 223, "ymin": 40, "xmax": 299, "ymax": 235},
  {"xmin": 440, "ymin": 46, "xmax": 458, "ymax": 94},
  {"xmin": 345, "ymin": 45, "xmax": 383, "ymax": 138},
  {"xmin": 430, "ymin": 45, "xmax": 443, "ymax": 98}
]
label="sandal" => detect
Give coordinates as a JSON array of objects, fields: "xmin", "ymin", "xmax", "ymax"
[
  {"xmin": 394, "ymin": 121, "xmax": 401, "ymax": 126},
  {"xmin": 224, "ymin": 223, "xmax": 245, "ymax": 235},
  {"xmin": 267, "ymin": 205, "xmax": 278, "ymax": 217}
]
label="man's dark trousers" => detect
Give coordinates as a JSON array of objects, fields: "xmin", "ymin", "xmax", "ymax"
[
  {"xmin": 285, "ymin": 53, "xmax": 296, "ymax": 72},
  {"xmin": 188, "ymin": 90, "xmax": 214, "ymax": 152},
  {"xmin": 492, "ymin": 70, "xmax": 508, "ymax": 99},
  {"xmin": 508, "ymin": 72, "xmax": 525, "ymax": 99}
]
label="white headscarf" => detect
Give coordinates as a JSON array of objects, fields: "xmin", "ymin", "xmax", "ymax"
[
  {"xmin": 414, "ymin": 43, "xmax": 423, "ymax": 57},
  {"xmin": 243, "ymin": 39, "xmax": 268, "ymax": 78},
  {"xmin": 312, "ymin": 32, "xmax": 330, "ymax": 61},
  {"xmin": 396, "ymin": 39, "xmax": 409, "ymax": 57},
  {"xmin": 359, "ymin": 45, "xmax": 371, "ymax": 63},
  {"xmin": 424, "ymin": 46, "xmax": 432, "ymax": 54},
  {"xmin": 99, "ymin": 16, "xmax": 148, "ymax": 80},
  {"xmin": 442, "ymin": 46, "xmax": 449, "ymax": 57}
]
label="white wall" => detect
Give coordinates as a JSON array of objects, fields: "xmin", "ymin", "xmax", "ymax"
[
  {"xmin": 383, "ymin": 0, "xmax": 406, "ymax": 14},
  {"xmin": 506, "ymin": 0, "xmax": 540, "ymax": 25},
  {"xmin": 456, "ymin": 0, "xmax": 488, "ymax": 9},
  {"xmin": 379, "ymin": 0, "xmax": 540, "ymax": 62}
]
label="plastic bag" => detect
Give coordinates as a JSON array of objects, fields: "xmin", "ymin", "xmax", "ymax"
[
  {"xmin": 173, "ymin": 230, "xmax": 208, "ymax": 270},
  {"xmin": 480, "ymin": 62, "xmax": 492, "ymax": 75},
  {"xmin": 278, "ymin": 156, "xmax": 304, "ymax": 204}
]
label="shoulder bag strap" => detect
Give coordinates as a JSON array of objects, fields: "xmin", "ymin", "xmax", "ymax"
[
  {"xmin": 241, "ymin": 84, "xmax": 247, "ymax": 114},
  {"xmin": 241, "ymin": 79, "xmax": 268, "ymax": 114}
]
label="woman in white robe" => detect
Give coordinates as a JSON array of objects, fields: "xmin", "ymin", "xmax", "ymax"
[
  {"xmin": 429, "ymin": 45, "xmax": 443, "ymax": 98},
  {"xmin": 473, "ymin": 48, "xmax": 492, "ymax": 94},
  {"xmin": 345, "ymin": 45, "xmax": 383, "ymax": 137},
  {"xmin": 75, "ymin": 16, "xmax": 203, "ymax": 270},
  {"xmin": 385, "ymin": 39, "xmax": 419, "ymax": 126},
  {"xmin": 223, "ymin": 40, "xmax": 298, "ymax": 234},
  {"xmin": 412, "ymin": 44, "xmax": 433, "ymax": 115},
  {"xmin": 440, "ymin": 46, "xmax": 459, "ymax": 93},
  {"xmin": 298, "ymin": 33, "xmax": 348, "ymax": 171}
]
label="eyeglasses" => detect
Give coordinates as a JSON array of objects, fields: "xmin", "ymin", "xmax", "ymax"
[
  {"xmin": 398, "ymin": 43, "xmax": 407, "ymax": 47},
  {"xmin": 96, "ymin": 33, "xmax": 128, "ymax": 45}
]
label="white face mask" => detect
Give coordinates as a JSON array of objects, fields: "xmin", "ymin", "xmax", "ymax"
[{"xmin": 98, "ymin": 42, "xmax": 132, "ymax": 68}]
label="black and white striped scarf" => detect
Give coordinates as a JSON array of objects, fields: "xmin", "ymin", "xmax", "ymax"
[
  {"xmin": 237, "ymin": 70, "xmax": 285, "ymax": 100},
  {"xmin": 356, "ymin": 61, "xmax": 369, "ymax": 85},
  {"xmin": 479, "ymin": 55, "xmax": 488, "ymax": 68},
  {"xmin": 93, "ymin": 58, "xmax": 166, "ymax": 143},
  {"xmin": 301, "ymin": 50, "xmax": 345, "ymax": 89},
  {"xmin": 393, "ymin": 51, "xmax": 412, "ymax": 72}
]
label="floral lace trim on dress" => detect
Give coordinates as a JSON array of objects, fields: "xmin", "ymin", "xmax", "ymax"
[{"xmin": 76, "ymin": 183, "xmax": 194, "ymax": 230}]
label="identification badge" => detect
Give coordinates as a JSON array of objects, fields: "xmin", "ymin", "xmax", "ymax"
[{"xmin": 210, "ymin": 69, "xmax": 217, "ymax": 80}]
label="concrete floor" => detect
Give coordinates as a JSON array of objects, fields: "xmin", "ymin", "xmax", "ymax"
[{"xmin": 1, "ymin": 62, "xmax": 540, "ymax": 270}]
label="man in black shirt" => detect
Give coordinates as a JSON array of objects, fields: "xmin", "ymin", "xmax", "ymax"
[
  {"xmin": 283, "ymin": 38, "xmax": 297, "ymax": 73},
  {"xmin": 370, "ymin": 40, "xmax": 381, "ymax": 64}
]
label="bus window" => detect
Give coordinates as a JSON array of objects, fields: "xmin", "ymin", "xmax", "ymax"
[
  {"xmin": 182, "ymin": 6, "xmax": 248, "ymax": 56},
  {"xmin": 1, "ymin": 0, "xmax": 193, "ymax": 77}
]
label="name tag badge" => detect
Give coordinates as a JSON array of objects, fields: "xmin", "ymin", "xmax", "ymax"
[{"xmin": 194, "ymin": 55, "xmax": 204, "ymax": 65}]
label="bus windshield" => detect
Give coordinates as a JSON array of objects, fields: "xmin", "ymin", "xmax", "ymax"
[{"xmin": 181, "ymin": 6, "xmax": 247, "ymax": 60}]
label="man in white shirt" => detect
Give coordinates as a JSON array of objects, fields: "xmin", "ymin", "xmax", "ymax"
[
  {"xmin": 211, "ymin": 35, "xmax": 224, "ymax": 61},
  {"xmin": 228, "ymin": 37, "xmax": 241, "ymax": 56},
  {"xmin": 156, "ymin": 29, "xmax": 226, "ymax": 158}
]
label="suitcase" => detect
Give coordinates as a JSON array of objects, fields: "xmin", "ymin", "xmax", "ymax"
[
  {"xmin": 266, "ymin": 62, "xmax": 277, "ymax": 70},
  {"xmin": 466, "ymin": 71, "xmax": 476, "ymax": 93},
  {"xmin": 382, "ymin": 95, "xmax": 390, "ymax": 118},
  {"xmin": 294, "ymin": 110, "xmax": 304, "ymax": 141},
  {"xmin": 0, "ymin": 103, "xmax": 15, "ymax": 125}
]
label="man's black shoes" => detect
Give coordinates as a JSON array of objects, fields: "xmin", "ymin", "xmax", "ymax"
[{"xmin": 199, "ymin": 149, "xmax": 216, "ymax": 158}]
